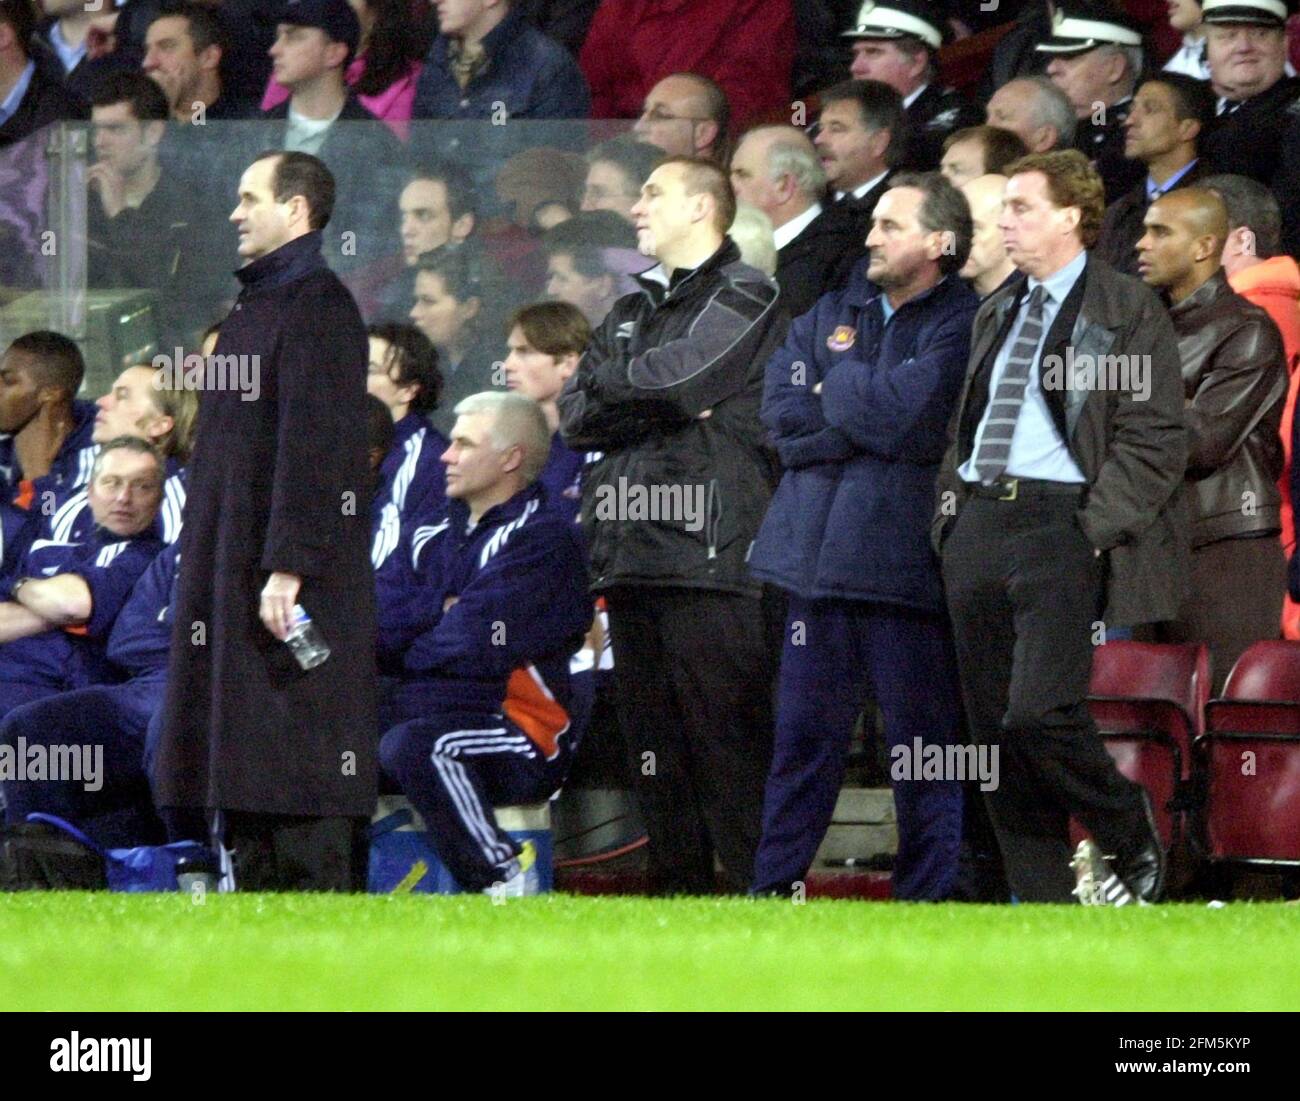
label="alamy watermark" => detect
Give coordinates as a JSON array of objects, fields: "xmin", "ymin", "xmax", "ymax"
[
  {"xmin": 591, "ymin": 478, "xmax": 706, "ymax": 532},
  {"xmin": 1040, "ymin": 348, "xmax": 1151, "ymax": 402},
  {"xmin": 152, "ymin": 349, "xmax": 261, "ymax": 402},
  {"xmin": 890, "ymin": 737, "xmax": 999, "ymax": 792},
  {"xmin": 0, "ymin": 738, "xmax": 102, "ymax": 792}
]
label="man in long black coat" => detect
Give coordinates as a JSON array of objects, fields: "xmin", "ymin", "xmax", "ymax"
[{"xmin": 153, "ymin": 151, "xmax": 377, "ymax": 890}]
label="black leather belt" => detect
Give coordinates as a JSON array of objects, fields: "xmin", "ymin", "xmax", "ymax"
[{"xmin": 968, "ymin": 477, "xmax": 1087, "ymax": 501}]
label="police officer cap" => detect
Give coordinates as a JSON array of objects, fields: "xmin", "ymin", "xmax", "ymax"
[
  {"xmin": 1035, "ymin": 2, "xmax": 1144, "ymax": 55},
  {"xmin": 842, "ymin": 0, "xmax": 944, "ymax": 51},
  {"xmin": 1201, "ymin": 0, "xmax": 1292, "ymax": 29}
]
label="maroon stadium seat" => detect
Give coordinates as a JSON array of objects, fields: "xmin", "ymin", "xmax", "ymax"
[
  {"xmin": 1071, "ymin": 642, "xmax": 1209, "ymax": 851},
  {"xmin": 1199, "ymin": 642, "xmax": 1300, "ymax": 865}
]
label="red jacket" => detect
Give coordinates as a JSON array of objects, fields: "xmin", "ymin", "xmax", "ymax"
[
  {"xmin": 1230, "ymin": 255, "xmax": 1300, "ymax": 638},
  {"xmin": 579, "ymin": 0, "xmax": 794, "ymax": 130}
]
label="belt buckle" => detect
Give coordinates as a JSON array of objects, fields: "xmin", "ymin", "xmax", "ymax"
[{"xmin": 998, "ymin": 478, "xmax": 1018, "ymax": 502}]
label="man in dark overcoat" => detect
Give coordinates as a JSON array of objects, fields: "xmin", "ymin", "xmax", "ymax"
[{"xmin": 153, "ymin": 150, "xmax": 377, "ymax": 890}]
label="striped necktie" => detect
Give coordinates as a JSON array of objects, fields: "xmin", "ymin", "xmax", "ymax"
[{"xmin": 972, "ymin": 285, "xmax": 1047, "ymax": 485}]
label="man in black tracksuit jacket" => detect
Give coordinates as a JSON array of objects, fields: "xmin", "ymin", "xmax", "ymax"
[{"xmin": 559, "ymin": 156, "xmax": 787, "ymax": 894}]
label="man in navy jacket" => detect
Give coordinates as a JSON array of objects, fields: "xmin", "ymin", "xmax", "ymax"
[
  {"xmin": 748, "ymin": 172, "xmax": 975, "ymax": 900},
  {"xmin": 377, "ymin": 390, "xmax": 591, "ymax": 895}
]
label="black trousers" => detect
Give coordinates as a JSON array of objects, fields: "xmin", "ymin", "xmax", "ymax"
[
  {"xmin": 941, "ymin": 493, "xmax": 1151, "ymax": 902},
  {"xmin": 604, "ymin": 586, "xmax": 775, "ymax": 894},
  {"xmin": 224, "ymin": 811, "xmax": 369, "ymax": 892}
]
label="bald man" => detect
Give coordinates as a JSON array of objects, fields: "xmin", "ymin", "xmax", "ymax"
[
  {"xmin": 984, "ymin": 77, "xmax": 1076, "ymax": 155},
  {"xmin": 634, "ymin": 73, "xmax": 729, "ymax": 160},
  {"xmin": 959, "ymin": 174, "xmax": 1018, "ymax": 300},
  {"xmin": 730, "ymin": 125, "xmax": 863, "ymax": 316},
  {"xmin": 1137, "ymin": 188, "xmax": 1289, "ymax": 686}
]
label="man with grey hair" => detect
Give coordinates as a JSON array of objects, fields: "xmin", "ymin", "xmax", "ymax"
[
  {"xmin": 730, "ymin": 124, "xmax": 864, "ymax": 315},
  {"xmin": 733, "ymin": 125, "xmax": 863, "ymax": 315},
  {"xmin": 1037, "ymin": 2, "xmax": 1146, "ymax": 202},
  {"xmin": 376, "ymin": 390, "xmax": 592, "ymax": 896},
  {"xmin": 985, "ymin": 76, "xmax": 1077, "ymax": 154}
]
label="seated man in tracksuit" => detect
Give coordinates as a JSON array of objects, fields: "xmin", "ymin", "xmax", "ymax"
[
  {"xmin": 36, "ymin": 363, "xmax": 197, "ymax": 553},
  {"xmin": 1, "ymin": 542, "xmax": 179, "ymax": 846},
  {"xmin": 376, "ymin": 391, "xmax": 592, "ymax": 895},
  {"xmin": 0, "ymin": 437, "xmax": 165, "ymax": 723},
  {"xmin": 367, "ymin": 323, "xmax": 449, "ymax": 571},
  {"xmin": 0, "ymin": 331, "xmax": 99, "ymax": 510}
]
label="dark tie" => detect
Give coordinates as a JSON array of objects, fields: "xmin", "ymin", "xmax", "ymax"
[{"xmin": 972, "ymin": 285, "xmax": 1047, "ymax": 486}]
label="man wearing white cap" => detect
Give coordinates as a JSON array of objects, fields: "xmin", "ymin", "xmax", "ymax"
[
  {"xmin": 843, "ymin": 0, "xmax": 980, "ymax": 171},
  {"xmin": 1036, "ymin": 1, "xmax": 1146, "ymax": 203},
  {"xmin": 1199, "ymin": 0, "xmax": 1300, "ymax": 184}
]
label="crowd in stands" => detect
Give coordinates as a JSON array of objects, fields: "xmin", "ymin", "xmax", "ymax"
[{"xmin": 1, "ymin": 0, "xmax": 1300, "ymax": 903}]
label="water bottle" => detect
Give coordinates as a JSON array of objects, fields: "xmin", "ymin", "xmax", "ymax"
[{"xmin": 284, "ymin": 604, "xmax": 330, "ymax": 670}]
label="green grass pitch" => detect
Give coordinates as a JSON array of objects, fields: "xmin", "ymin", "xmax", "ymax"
[{"xmin": 2, "ymin": 893, "xmax": 1297, "ymax": 1011}]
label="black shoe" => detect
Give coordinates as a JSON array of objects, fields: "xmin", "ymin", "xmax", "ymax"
[{"xmin": 1113, "ymin": 790, "xmax": 1166, "ymax": 904}]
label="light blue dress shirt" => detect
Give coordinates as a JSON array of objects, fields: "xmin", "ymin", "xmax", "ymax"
[
  {"xmin": 0, "ymin": 61, "xmax": 35, "ymax": 129},
  {"xmin": 48, "ymin": 22, "xmax": 87, "ymax": 76},
  {"xmin": 959, "ymin": 249, "xmax": 1089, "ymax": 484}
]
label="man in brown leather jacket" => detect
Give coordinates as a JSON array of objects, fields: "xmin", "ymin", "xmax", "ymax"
[{"xmin": 1137, "ymin": 188, "xmax": 1288, "ymax": 689}]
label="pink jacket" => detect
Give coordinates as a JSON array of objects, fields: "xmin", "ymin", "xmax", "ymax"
[{"xmin": 262, "ymin": 57, "xmax": 421, "ymax": 139}]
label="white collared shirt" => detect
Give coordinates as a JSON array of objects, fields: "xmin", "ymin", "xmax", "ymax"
[
  {"xmin": 835, "ymin": 170, "xmax": 890, "ymax": 203},
  {"xmin": 773, "ymin": 202, "xmax": 823, "ymax": 251},
  {"xmin": 903, "ymin": 83, "xmax": 929, "ymax": 110}
]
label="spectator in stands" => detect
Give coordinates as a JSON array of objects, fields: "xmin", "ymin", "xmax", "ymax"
[
  {"xmin": 142, "ymin": 3, "xmax": 255, "ymax": 121},
  {"xmin": 0, "ymin": 0, "xmax": 87, "ymax": 147},
  {"xmin": 264, "ymin": 0, "xmax": 405, "ymax": 270},
  {"xmin": 580, "ymin": 0, "xmax": 794, "ymax": 132},
  {"xmin": 398, "ymin": 162, "xmax": 477, "ymax": 267},
  {"xmin": 814, "ymin": 80, "xmax": 904, "ymax": 241},
  {"xmin": 494, "ymin": 145, "xmax": 586, "ymax": 231},
  {"xmin": 1138, "ymin": 187, "xmax": 1288, "ymax": 687},
  {"xmin": 502, "ymin": 301, "xmax": 589, "ymax": 519},
  {"xmin": 542, "ymin": 210, "xmax": 643, "ymax": 327},
  {"xmin": 1, "ymin": 539, "xmax": 180, "ymax": 847},
  {"xmin": 939, "ymin": 125, "xmax": 1028, "ymax": 188},
  {"xmin": 960, "ymin": 173, "xmax": 1018, "ymax": 300},
  {"xmin": 1200, "ymin": 0, "xmax": 1300, "ymax": 185},
  {"xmin": 730, "ymin": 124, "xmax": 863, "ymax": 317},
  {"xmin": 412, "ymin": 0, "xmax": 590, "ymax": 120},
  {"xmin": 749, "ymin": 170, "xmax": 974, "ymax": 901},
  {"xmin": 631, "ymin": 72, "xmax": 731, "ymax": 161},
  {"xmin": 581, "ymin": 137, "xmax": 663, "ymax": 224},
  {"xmin": 366, "ymin": 322, "xmax": 447, "ymax": 572},
  {"xmin": 0, "ymin": 436, "xmax": 163, "ymax": 721},
  {"xmin": 377, "ymin": 390, "xmax": 592, "ymax": 896},
  {"xmin": 261, "ymin": 0, "xmax": 427, "ymax": 138},
  {"xmin": 984, "ymin": 75, "xmax": 1076, "ymax": 154},
  {"xmin": 559, "ymin": 157, "xmax": 785, "ymax": 894},
  {"xmin": 1037, "ymin": 2, "xmax": 1145, "ymax": 202},
  {"xmin": 1096, "ymin": 73, "xmax": 1216, "ymax": 276},
  {"xmin": 86, "ymin": 71, "xmax": 233, "ymax": 348},
  {"xmin": 842, "ymin": 0, "xmax": 981, "ymax": 170},
  {"xmin": 934, "ymin": 150, "xmax": 1186, "ymax": 906},
  {"xmin": 409, "ymin": 248, "xmax": 499, "ymax": 436},
  {"xmin": 1203, "ymin": 172, "xmax": 1300, "ymax": 639},
  {"xmin": 154, "ymin": 151, "xmax": 377, "ymax": 892},
  {"xmin": 33, "ymin": 0, "xmax": 119, "ymax": 104},
  {"xmin": 0, "ymin": 331, "xmax": 96, "ymax": 509},
  {"xmin": 368, "ymin": 162, "xmax": 478, "ymax": 321},
  {"xmin": 1165, "ymin": 0, "xmax": 1212, "ymax": 79}
]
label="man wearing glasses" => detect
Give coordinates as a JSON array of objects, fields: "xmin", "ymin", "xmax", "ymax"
[{"xmin": 633, "ymin": 72, "xmax": 730, "ymax": 161}]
